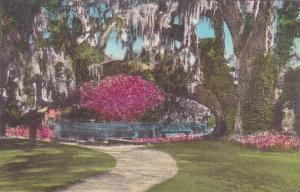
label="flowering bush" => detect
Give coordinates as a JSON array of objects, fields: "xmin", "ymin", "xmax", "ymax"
[
  {"xmin": 5, "ymin": 126, "xmax": 54, "ymax": 141},
  {"xmin": 131, "ymin": 134, "xmax": 203, "ymax": 144},
  {"xmin": 80, "ymin": 74, "xmax": 165, "ymax": 121},
  {"xmin": 239, "ymin": 131, "xmax": 300, "ymax": 151}
]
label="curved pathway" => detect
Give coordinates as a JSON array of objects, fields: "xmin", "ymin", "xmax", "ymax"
[{"xmin": 60, "ymin": 143, "xmax": 177, "ymax": 192}]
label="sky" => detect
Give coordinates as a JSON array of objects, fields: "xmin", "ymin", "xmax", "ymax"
[
  {"xmin": 291, "ymin": 38, "xmax": 300, "ymax": 67},
  {"xmin": 104, "ymin": 17, "xmax": 235, "ymax": 62},
  {"xmin": 295, "ymin": 38, "xmax": 300, "ymax": 55},
  {"xmin": 104, "ymin": 30, "xmax": 128, "ymax": 60}
]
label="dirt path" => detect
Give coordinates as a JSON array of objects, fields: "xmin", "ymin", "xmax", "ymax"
[{"xmin": 59, "ymin": 143, "xmax": 177, "ymax": 192}]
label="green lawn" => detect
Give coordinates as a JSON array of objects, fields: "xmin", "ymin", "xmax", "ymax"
[
  {"xmin": 0, "ymin": 139, "xmax": 115, "ymax": 192},
  {"xmin": 149, "ymin": 141, "xmax": 300, "ymax": 192}
]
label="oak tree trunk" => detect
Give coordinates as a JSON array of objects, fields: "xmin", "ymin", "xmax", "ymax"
[
  {"xmin": 220, "ymin": 0, "xmax": 275, "ymax": 135},
  {"xmin": 29, "ymin": 124, "xmax": 38, "ymax": 145}
]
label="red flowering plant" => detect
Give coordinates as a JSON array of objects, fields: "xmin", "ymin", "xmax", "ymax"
[
  {"xmin": 5, "ymin": 126, "xmax": 54, "ymax": 141},
  {"xmin": 80, "ymin": 74, "xmax": 165, "ymax": 121},
  {"xmin": 4, "ymin": 109, "xmax": 59, "ymax": 141},
  {"xmin": 239, "ymin": 131, "xmax": 300, "ymax": 151}
]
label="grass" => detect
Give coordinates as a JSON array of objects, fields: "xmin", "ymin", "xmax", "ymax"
[
  {"xmin": 148, "ymin": 141, "xmax": 300, "ymax": 192},
  {"xmin": 0, "ymin": 139, "xmax": 116, "ymax": 192}
]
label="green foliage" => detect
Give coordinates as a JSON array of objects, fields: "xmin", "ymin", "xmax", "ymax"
[
  {"xmin": 19, "ymin": 110, "xmax": 44, "ymax": 127},
  {"xmin": 207, "ymin": 115, "xmax": 216, "ymax": 128},
  {"xmin": 23, "ymin": 66, "xmax": 36, "ymax": 108},
  {"xmin": 242, "ymin": 54, "xmax": 278, "ymax": 133},
  {"xmin": 27, "ymin": 96, "xmax": 36, "ymax": 108},
  {"xmin": 225, "ymin": 108, "xmax": 235, "ymax": 132},
  {"xmin": 71, "ymin": 17, "xmax": 83, "ymax": 37},
  {"xmin": 153, "ymin": 61, "xmax": 193, "ymax": 95},
  {"xmin": 281, "ymin": 67, "xmax": 300, "ymax": 134},
  {"xmin": 1, "ymin": 104, "xmax": 22, "ymax": 126},
  {"xmin": 127, "ymin": 60, "xmax": 155, "ymax": 82},
  {"xmin": 0, "ymin": 7, "xmax": 16, "ymax": 40},
  {"xmin": 139, "ymin": 106, "xmax": 165, "ymax": 122},
  {"xmin": 275, "ymin": 0, "xmax": 300, "ymax": 70},
  {"xmin": 35, "ymin": 36, "xmax": 50, "ymax": 48},
  {"xmin": 115, "ymin": 16, "xmax": 123, "ymax": 33},
  {"xmin": 30, "ymin": 0, "xmax": 61, "ymax": 15},
  {"xmin": 282, "ymin": 68, "xmax": 300, "ymax": 102},
  {"xmin": 75, "ymin": 42, "xmax": 105, "ymax": 64},
  {"xmin": 48, "ymin": 16, "xmax": 73, "ymax": 54},
  {"xmin": 42, "ymin": 0, "xmax": 61, "ymax": 14},
  {"xmin": 60, "ymin": 107, "xmax": 72, "ymax": 117},
  {"xmin": 200, "ymin": 38, "xmax": 236, "ymax": 133},
  {"xmin": 73, "ymin": 42, "xmax": 105, "ymax": 83},
  {"xmin": 61, "ymin": 108, "xmax": 97, "ymax": 121}
]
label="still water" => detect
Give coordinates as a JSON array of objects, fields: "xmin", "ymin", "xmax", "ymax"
[{"xmin": 52, "ymin": 120, "xmax": 213, "ymax": 141}]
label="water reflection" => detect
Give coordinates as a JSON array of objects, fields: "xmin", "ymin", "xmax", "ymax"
[{"xmin": 52, "ymin": 120, "xmax": 214, "ymax": 141}]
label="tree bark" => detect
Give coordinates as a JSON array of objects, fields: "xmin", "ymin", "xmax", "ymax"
[
  {"xmin": 29, "ymin": 124, "xmax": 38, "ymax": 145},
  {"xmin": 188, "ymin": 85, "xmax": 227, "ymax": 138},
  {"xmin": 0, "ymin": 121, "xmax": 5, "ymax": 137},
  {"xmin": 220, "ymin": 0, "xmax": 275, "ymax": 135}
]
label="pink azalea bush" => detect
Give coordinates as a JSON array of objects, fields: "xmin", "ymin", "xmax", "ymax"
[
  {"xmin": 240, "ymin": 131, "xmax": 300, "ymax": 151},
  {"xmin": 80, "ymin": 74, "xmax": 165, "ymax": 121},
  {"xmin": 5, "ymin": 126, "xmax": 54, "ymax": 141},
  {"xmin": 131, "ymin": 134, "xmax": 203, "ymax": 144}
]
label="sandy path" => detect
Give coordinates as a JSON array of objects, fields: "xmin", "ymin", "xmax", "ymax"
[{"xmin": 59, "ymin": 143, "xmax": 177, "ymax": 192}]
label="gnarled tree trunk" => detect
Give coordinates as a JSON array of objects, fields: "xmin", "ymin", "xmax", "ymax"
[
  {"xmin": 189, "ymin": 85, "xmax": 227, "ymax": 138},
  {"xmin": 29, "ymin": 124, "xmax": 38, "ymax": 145},
  {"xmin": 220, "ymin": 0, "xmax": 275, "ymax": 135}
]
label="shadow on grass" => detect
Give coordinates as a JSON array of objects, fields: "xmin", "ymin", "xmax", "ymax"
[
  {"xmin": 149, "ymin": 140, "xmax": 300, "ymax": 192},
  {"xmin": 0, "ymin": 139, "xmax": 115, "ymax": 192}
]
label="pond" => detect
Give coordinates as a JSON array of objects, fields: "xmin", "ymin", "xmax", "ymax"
[{"xmin": 52, "ymin": 120, "xmax": 214, "ymax": 141}]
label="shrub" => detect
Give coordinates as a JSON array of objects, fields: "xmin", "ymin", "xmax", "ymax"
[
  {"xmin": 239, "ymin": 131, "xmax": 300, "ymax": 151},
  {"xmin": 5, "ymin": 126, "xmax": 54, "ymax": 140},
  {"xmin": 80, "ymin": 74, "xmax": 165, "ymax": 121}
]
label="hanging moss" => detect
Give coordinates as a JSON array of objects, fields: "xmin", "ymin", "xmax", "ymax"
[
  {"xmin": 46, "ymin": 13, "xmax": 105, "ymax": 83},
  {"xmin": 242, "ymin": 53, "xmax": 278, "ymax": 133}
]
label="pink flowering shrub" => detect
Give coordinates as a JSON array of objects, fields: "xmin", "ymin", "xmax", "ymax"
[
  {"xmin": 80, "ymin": 74, "xmax": 165, "ymax": 121},
  {"xmin": 131, "ymin": 134, "xmax": 203, "ymax": 144},
  {"xmin": 5, "ymin": 126, "xmax": 54, "ymax": 141},
  {"xmin": 240, "ymin": 131, "xmax": 300, "ymax": 151}
]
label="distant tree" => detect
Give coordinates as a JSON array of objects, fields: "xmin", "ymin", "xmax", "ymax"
[
  {"xmin": 80, "ymin": 74, "xmax": 165, "ymax": 121},
  {"xmin": 281, "ymin": 68, "xmax": 300, "ymax": 134}
]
